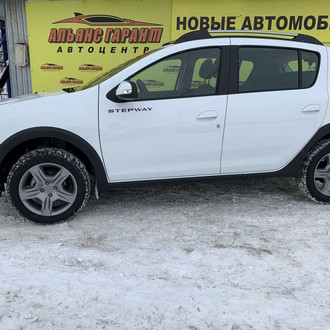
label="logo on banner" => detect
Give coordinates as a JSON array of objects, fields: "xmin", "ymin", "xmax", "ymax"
[
  {"xmin": 60, "ymin": 77, "xmax": 84, "ymax": 85},
  {"xmin": 78, "ymin": 64, "xmax": 103, "ymax": 71},
  {"xmin": 48, "ymin": 12, "xmax": 164, "ymax": 44},
  {"xmin": 40, "ymin": 63, "xmax": 64, "ymax": 71},
  {"xmin": 54, "ymin": 12, "xmax": 161, "ymax": 27}
]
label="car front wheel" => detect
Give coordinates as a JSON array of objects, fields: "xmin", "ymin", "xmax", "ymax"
[{"xmin": 7, "ymin": 148, "xmax": 91, "ymax": 224}]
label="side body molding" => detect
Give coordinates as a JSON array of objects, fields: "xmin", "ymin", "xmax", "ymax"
[{"xmin": 0, "ymin": 127, "xmax": 108, "ymax": 187}]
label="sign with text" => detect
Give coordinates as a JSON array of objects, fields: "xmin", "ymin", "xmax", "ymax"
[
  {"xmin": 25, "ymin": 0, "xmax": 171, "ymax": 92},
  {"xmin": 172, "ymin": 0, "xmax": 330, "ymax": 44},
  {"xmin": 26, "ymin": 0, "xmax": 330, "ymax": 93}
]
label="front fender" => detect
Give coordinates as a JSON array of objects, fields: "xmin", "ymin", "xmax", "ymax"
[{"xmin": 0, "ymin": 127, "xmax": 108, "ymax": 187}]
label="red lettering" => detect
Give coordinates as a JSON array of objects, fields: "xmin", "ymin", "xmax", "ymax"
[
  {"xmin": 48, "ymin": 28, "xmax": 57, "ymax": 43},
  {"xmin": 57, "ymin": 29, "xmax": 67, "ymax": 42},
  {"xmin": 148, "ymin": 28, "xmax": 163, "ymax": 43},
  {"xmin": 128, "ymin": 28, "xmax": 138, "ymax": 43},
  {"xmin": 121, "ymin": 28, "xmax": 130, "ymax": 43},
  {"xmin": 75, "ymin": 28, "xmax": 84, "ymax": 43},
  {"xmin": 93, "ymin": 28, "xmax": 103, "ymax": 43},
  {"xmin": 66, "ymin": 28, "xmax": 75, "ymax": 43},
  {"xmin": 84, "ymin": 28, "xmax": 93, "ymax": 43},
  {"xmin": 104, "ymin": 28, "xmax": 113, "ymax": 43},
  {"xmin": 111, "ymin": 29, "xmax": 121, "ymax": 43},
  {"xmin": 138, "ymin": 28, "xmax": 148, "ymax": 43}
]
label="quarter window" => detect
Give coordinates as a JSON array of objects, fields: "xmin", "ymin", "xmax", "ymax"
[{"xmin": 302, "ymin": 51, "xmax": 319, "ymax": 88}]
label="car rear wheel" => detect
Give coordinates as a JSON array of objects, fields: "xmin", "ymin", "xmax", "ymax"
[
  {"xmin": 7, "ymin": 148, "xmax": 91, "ymax": 224},
  {"xmin": 297, "ymin": 139, "xmax": 330, "ymax": 203}
]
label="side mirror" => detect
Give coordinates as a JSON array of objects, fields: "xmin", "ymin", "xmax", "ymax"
[{"xmin": 115, "ymin": 81, "xmax": 138, "ymax": 101}]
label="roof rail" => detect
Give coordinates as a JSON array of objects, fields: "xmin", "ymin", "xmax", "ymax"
[
  {"xmin": 209, "ymin": 30, "xmax": 297, "ymax": 37},
  {"xmin": 174, "ymin": 29, "xmax": 211, "ymax": 44},
  {"xmin": 174, "ymin": 30, "xmax": 323, "ymax": 46}
]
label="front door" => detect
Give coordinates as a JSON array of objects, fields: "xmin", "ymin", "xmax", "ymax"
[{"xmin": 99, "ymin": 46, "xmax": 228, "ymax": 182}]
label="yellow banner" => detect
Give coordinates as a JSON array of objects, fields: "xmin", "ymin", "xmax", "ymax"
[
  {"xmin": 172, "ymin": 0, "xmax": 330, "ymax": 44},
  {"xmin": 26, "ymin": 0, "xmax": 330, "ymax": 93},
  {"xmin": 25, "ymin": 0, "xmax": 171, "ymax": 92}
]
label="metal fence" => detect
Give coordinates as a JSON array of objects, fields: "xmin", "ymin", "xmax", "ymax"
[
  {"xmin": 0, "ymin": 20, "xmax": 9, "ymax": 100},
  {"xmin": 0, "ymin": 48, "xmax": 8, "ymax": 100}
]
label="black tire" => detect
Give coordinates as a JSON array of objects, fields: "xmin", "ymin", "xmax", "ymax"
[
  {"xmin": 7, "ymin": 148, "xmax": 91, "ymax": 224},
  {"xmin": 297, "ymin": 139, "xmax": 330, "ymax": 203}
]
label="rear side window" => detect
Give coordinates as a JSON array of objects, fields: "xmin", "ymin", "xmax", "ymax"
[{"xmin": 239, "ymin": 47, "xmax": 319, "ymax": 93}]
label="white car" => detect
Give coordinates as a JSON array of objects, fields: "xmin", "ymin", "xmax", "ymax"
[{"xmin": 0, "ymin": 30, "xmax": 329, "ymax": 223}]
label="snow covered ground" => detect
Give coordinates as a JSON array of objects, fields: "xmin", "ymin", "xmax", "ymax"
[{"xmin": 0, "ymin": 178, "xmax": 329, "ymax": 329}]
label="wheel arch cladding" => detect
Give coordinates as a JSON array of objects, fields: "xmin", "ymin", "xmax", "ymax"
[{"xmin": 0, "ymin": 127, "xmax": 108, "ymax": 186}]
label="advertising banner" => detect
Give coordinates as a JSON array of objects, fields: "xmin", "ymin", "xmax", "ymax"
[
  {"xmin": 26, "ymin": 0, "xmax": 330, "ymax": 93},
  {"xmin": 25, "ymin": 0, "xmax": 171, "ymax": 92},
  {"xmin": 172, "ymin": 0, "xmax": 330, "ymax": 44}
]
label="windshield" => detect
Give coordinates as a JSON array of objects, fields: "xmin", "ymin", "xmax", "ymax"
[{"xmin": 73, "ymin": 48, "xmax": 161, "ymax": 92}]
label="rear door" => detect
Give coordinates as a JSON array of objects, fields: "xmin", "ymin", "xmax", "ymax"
[{"xmin": 221, "ymin": 39, "xmax": 328, "ymax": 174}]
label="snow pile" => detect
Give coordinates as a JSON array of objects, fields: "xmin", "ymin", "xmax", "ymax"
[{"xmin": 0, "ymin": 178, "xmax": 329, "ymax": 329}]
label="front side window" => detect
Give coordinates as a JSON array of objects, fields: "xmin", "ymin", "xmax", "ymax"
[
  {"xmin": 239, "ymin": 47, "xmax": 319, "ymax": 93},
  {"xmin": 76, "ymin": 48, "xmax": 161, "ymax": 91},
  {"xmin": 130, "ymin": 48, "xmax": 221, "ymax": 100}
]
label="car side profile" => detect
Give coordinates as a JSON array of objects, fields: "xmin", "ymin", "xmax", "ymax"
[{"xmin": 1, "ymin": 29, "xmax": 330, "ymax": 224}]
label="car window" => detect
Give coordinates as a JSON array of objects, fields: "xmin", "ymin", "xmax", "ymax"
[
  {"xmin": 129, "ymin": 48, "xmax": 221, "ymax": 100},
  {"xmin": 239, "ymin": 47, "xmax": 299, "ymax": 92},
  {"xmin": 190, "ymin": 57, "xmax": 218, "ymax": 91},
  {"xmin": 75, "ymin": 48, "xmax": 161, "ymax": 91},
  {"xmin": 239, "ymin": 47, "xmax": 319, "ymax": 93},
  {"xmin": 131, "ymin": 58, "xmax": 182, "ymax": 94},
  {"xmin": 301, "ymin": 51, "xmax": 319, "ymax": 88},
  {"xmin": 239, "ymin": 60, "xmax": 254, "ymax": 85}
]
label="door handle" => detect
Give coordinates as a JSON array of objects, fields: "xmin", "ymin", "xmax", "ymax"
[
  {"xmin": 197, "ymin": 110, "xmax": 218, "ymax": 119},
  {"xmin": 302, "ymin": 104, "xmax": 321, "ymax": 112}
]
